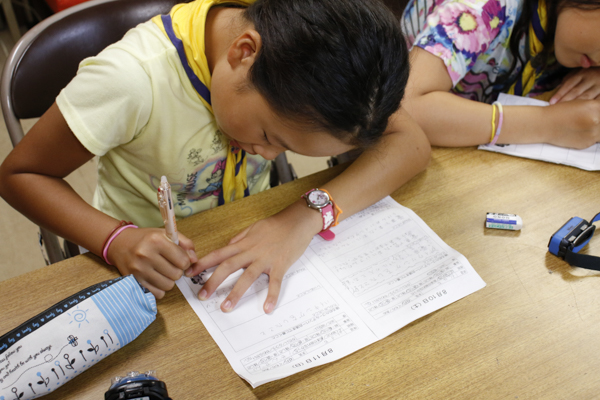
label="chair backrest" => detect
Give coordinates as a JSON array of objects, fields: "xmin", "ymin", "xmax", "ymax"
[
  {"xmin": 1, "ymin": 0, "xmax": 183, "ymax": 147},
  {"xmin": 0, "ymin": 0, "xmax": 184, "ymax": 264},
  {"xmin": 382, "ymin": 0, "xmax": 408, "ymax": 19}
]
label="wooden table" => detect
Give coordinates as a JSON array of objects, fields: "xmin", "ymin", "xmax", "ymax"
[{"xmin": 1, "ymin": 147, "xmax": 599, "ymax": 399}]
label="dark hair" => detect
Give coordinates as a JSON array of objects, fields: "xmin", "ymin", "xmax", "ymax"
[
  {"xmin": 502, "ymin": 0, "xmax": 600, "ymax": 89},
  {"xmin": 243, "ymin": 0, "xmax": 409, "ymax": 148}
]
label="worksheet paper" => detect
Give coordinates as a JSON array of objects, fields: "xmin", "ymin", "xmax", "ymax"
[
  {"xmin": 176, "ymin": 197, "xmax": 486, "ymax": 388},
  {"xmin": 478, "ymin": 93, "xmax": 600, "ymax": 171}
]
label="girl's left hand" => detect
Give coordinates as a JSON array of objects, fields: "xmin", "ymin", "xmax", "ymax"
[
  {"xmin": 550, "ymin": 67, "xmax": 600, "ymax": 104},
  {"xmin": 184, "ymin": 200, "xmax": 321, "ymax": 314}
]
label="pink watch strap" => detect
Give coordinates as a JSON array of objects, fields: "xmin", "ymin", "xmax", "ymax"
[
  {"xmin": 302, "ymin": 189, "xmax": 337, "ymax": 241},
  {"xmin": 318, "ymin": 230, "xmax": 335, "ymax": 241},
  {"xmin": 321, "ymin": 203, "xmax": 334, "ymax": 230},
  {"xmin": 318, "ymin": 203, "xmax": 335, "ymax": 241}
]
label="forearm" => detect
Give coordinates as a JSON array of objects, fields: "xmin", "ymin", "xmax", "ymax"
[
  {"xmin": 0, "ymin": 171, "xmax": 120, "ymax": 256},
  {"xmin": 279, "ymin": 109, "xmax": 430, "ymax": 237},
  {"xmin": 0, "ymin": 102, "xmax": 121, "ymax": 256},
  {"xmin": 322, "ymin": 110, "xmax": 430, "ymax": 220},
  {"xmin": 406, "ymin": 91, "xmax": 554, "ymax": 147},
  {"xmin": 407, "ymin": 91, "xmax": 600, "ymax": 148},
  {"xmin": 403, "ymin": 47, "xmax": 581, "ymax": 147}
]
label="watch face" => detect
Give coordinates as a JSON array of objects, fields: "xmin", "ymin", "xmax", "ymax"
[{"xmin": 308, "ymin": 190, "xmax": 329, "ymax": 207}]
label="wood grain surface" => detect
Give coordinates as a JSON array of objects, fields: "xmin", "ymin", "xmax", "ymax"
[{"xmin": 1, "ymin": 147, "xmax": 599, "ymax": 399}]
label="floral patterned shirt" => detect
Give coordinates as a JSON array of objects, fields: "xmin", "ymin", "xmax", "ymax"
[{"xmin": 401, "ymin": 0, "xmax": 567, "ymax": 103}]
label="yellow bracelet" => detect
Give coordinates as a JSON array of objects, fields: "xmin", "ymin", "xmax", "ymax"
[{"xmin": 490, "ymin": 103, "xmax": 497, "ymax": 143}]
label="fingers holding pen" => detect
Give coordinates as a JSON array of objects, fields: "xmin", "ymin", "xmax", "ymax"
[
  {"xmin": 136, "ymin": 270, "xmax": 177, "ymax": 299},
  {"xmin": 108, "ymin": 227, "xmax": 194, "ymax": 295},
  {"xmin": 177, "ymin": 232, "xmax": 199, "ymax": 264}
]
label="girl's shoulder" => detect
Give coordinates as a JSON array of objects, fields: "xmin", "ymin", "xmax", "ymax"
[
  {"xmin": 405, "ymin": 0, "xmax": 521, "ymax": 18},
  {"xmin": 403, "ymin": 0, "xmax": 522, "ymax": 46}
]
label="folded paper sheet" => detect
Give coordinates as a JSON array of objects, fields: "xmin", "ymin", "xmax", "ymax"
[
  {"xmin": 479, "ymin": 93, "xmax": 600, "ymax": 171},
  {"xmin": 177, "ymin": 197, "xmax": 486, "ymax": 387}
]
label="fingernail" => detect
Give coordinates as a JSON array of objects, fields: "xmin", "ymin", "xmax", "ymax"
[
  {"xmin": 549, "ymin": 98, "xmax": 556, "ymax": 105},
  {"xmin": 188, "ymin": 249, "xmax": 198, "ymax": 262},
  {"xmin": 185, "ymin": 268, "xmax": 193, "ymax": 277},
  {"xmin": 222, "ymin": 300, "xmax": 232, "ymax": 312},
  {"xmin": 264, "ymin": 301, "xmax": 275, "ymax": 314},
  {"xmin": 198, "ymin": 289, "xmax": 207, "ymax": 300}
]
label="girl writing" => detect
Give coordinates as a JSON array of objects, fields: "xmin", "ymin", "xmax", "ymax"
[
  {"xmin": 400, "ymin": 0, "xmax": 600, "ymax": 148},
  {"xmin": 0, "ymin": 0, "xmax": 430, "ymax": 313}
]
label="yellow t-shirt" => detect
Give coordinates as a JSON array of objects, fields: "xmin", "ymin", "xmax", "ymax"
[{"xmin": 56, "ymin": 3, "xmax": 270, "ymax": 228}]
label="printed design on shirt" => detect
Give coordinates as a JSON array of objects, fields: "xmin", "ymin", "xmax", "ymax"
[
  {"xmin": 200, "ymin": 158, "xmax": 226, "ymax": 199},
  {"xmin": 158, "ymin": 156, "xmax": 268, "ymax": 217},
  {"xmin": 211, "ymin": 132, "xmax": 226, "ymax": 153},
  {"xmin": 247, "ymin": 159, "xmax": 269, "ymax": 188},
  {"xmin": 454, "ymin": 57, "xmax": 504, "ymax": 102},
  {"xmin": 187, "ymin": 131, "xmax": 226, "ymax": 167},
  {"xmin": 187, "ymin": 148, "xmax": 205, "ymax": 166},
  {"xmin": 174, "ymin": 158, "xmax": 226, "ymax": 211}
]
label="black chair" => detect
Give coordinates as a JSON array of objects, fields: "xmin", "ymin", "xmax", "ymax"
[{"xmin": 1, "ymin": 0, "xmax": 295, "ymax": 264}]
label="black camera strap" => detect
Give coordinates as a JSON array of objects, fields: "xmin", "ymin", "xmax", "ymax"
[{"xmin": 564, "ymin": 248, "xmax": 600, "ymax": 271}]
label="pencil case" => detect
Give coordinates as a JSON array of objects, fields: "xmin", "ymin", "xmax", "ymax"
[{"xmin": 0, "ymin": 275, "xmax": 156, "ymax": 399}]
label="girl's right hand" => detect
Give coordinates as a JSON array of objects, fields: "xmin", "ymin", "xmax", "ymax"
[
  {"xmin": 106, "ymin": 227, "xmax": 198, "ymax": 299},
  {"xmin": 544, "ymin": 99, "xmax": 600, "ymax": 149},
  {"xmin": 549, "ymin": 67, "xmax": 600, "ymax": 104}
]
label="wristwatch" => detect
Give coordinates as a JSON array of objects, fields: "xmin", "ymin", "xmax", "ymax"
[{"xmin": 301, "ymin": 188, "xmax": 339, "ymax": 241}]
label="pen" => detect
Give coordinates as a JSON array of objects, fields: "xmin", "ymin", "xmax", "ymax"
[{"xmin": 157, "ymin": 176, "xmax": 179, "ymax": 245}]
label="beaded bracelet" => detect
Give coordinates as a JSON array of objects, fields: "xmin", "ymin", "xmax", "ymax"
[
  {"xmin": 101, "ymin": 222, "xmax": 137, "ymax": 265},
  {"xmin": 489, "ymin": 101, "xmax": 504, "ymax": 146}
]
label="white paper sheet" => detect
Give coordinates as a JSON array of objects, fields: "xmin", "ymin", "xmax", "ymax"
[
  {"xmin": 176, "ymin": 197, "xmax": 486, "ymax": 387},
  {"xmin": 478, "ymin": 93, "xmax": 600, "ymax": 171}
]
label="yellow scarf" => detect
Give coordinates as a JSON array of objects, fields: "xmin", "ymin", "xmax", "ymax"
[
  {"xmin": 508, "ymin": 0, "xmax": 547, "ymax": 96},
  {"xmin": 152, "ymin": 0, "xmax": 253, "ymax": 204}
]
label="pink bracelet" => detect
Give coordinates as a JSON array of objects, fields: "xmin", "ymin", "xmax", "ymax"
[
  {"xmin": 101, "ymin": 220, "xmax": 133, "ymax": 253},
  {"xmin": 102, "ymin": 224, "xmax": 138, "ymax": 265},
  {"xmin": 489, "ymin": 101, "xmax": 504, "ymax": 146}
]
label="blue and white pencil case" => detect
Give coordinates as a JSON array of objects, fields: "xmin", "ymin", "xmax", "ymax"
[{"xmin": 0, "ymin": 275, "xmax": 156, "ymax": 399}]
